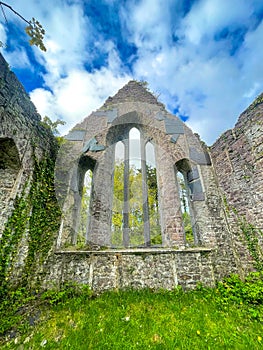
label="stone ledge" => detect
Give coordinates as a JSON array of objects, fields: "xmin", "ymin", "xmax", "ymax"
[{"xmin": 55, "ymin": 247, "xmax": 213, "ymax": 255}]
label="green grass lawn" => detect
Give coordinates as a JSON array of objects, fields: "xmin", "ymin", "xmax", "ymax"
[{"xmin": 1, "ymin": 274, "xmax": 263, "ymax": 349}]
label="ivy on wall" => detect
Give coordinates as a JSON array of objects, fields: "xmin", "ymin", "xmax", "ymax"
[
  {"xmin": 223, "ymin": 197, "xmax": 263, "ymax": 272},
  {"xmin": 0, "ymin": 187, "xmax": 30, "ymax": 292},
  {"xmin": 23, "ymin": 153, "xmax": 61, "ymax": 284},
  {"xmin": 0, "ymin": 141, "xmax": 61, "ymax": 295},
  {"xmin": 233, "ymin": 211, "xmax": 263, "ymax": 272}
]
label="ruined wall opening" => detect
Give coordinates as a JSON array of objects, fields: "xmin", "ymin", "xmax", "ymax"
[
  {"xmin": 129, "ymin": 127, "xmax": 144, "ymax": 246},
  {"xmin": 74, "ymin": 155, "xmax": 95, "ymax": 246},
  {"xmin": 0, "ymin": 138, "xmax": 21, "ymax": 217},
  {"xmin": 145, "ymin": 142, "xmax": 161, "ymax": 245},
  {"xmin": 112, "ymin": 141, "xmax": 125, "ymax": 246},
  {"xmin": 109, "ymin": 124, "xmax": 161, "ymax": 248},
  {"xmin": 175, "ymin": 159, "xmax": 197, "ymax": 246}
]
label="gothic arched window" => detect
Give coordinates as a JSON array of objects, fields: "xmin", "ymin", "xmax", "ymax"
[
  {"xmin": 111, "ymin": 127, "xmax": 161, "ymax": 247},
  {"xmin": 74, "ymin": 156, "xmax": 95, "ymax": 246},
  {"xmin": 175, "ymin": 159, "xmax": 198, "ymax": 246},
  {"xmin": 78, "ymin": 169, "xmax": 93, "ymax": 246}
]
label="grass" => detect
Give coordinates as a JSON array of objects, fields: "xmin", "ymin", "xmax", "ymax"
[{"xmin": 1, "ymin": 274, "xmax": 263, "ymax": 349}]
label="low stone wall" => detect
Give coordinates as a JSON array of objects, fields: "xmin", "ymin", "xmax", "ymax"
[{"xmin": 42, "ymin": 248, "xmax": 215, "ymax": 292}]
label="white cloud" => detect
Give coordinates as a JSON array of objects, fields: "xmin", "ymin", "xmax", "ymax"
[
  {"xmin": 2, "ymin": 0, "xmax": 263, "ymax": 145},
  {"xmin": 182, "ymin": 0, "xmax": 255, "ymax": 45},
  {"xmin": 2, "ymin": 47, "xmax": 31, "ymax": 69},
  {"xmin": 30, "ymin": 67, "xmax": 131, "ymax": 135},
  {"xmin": 0, "ymin": 22, "xmax": 7, "ymax": 46},
  {"xmin": 121, "ymin": 0, "xmax": 263, "ymax": 144}
]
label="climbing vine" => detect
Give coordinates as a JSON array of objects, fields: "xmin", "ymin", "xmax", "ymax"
[
  {"xmin": 236, "ymin": 216, "xmax": 263, "ymax": 271},
  {"xmin": 223, "ymin": 197, "xmax": 263, "ymax": 271},
  {"xmin": 0, "ymin": 186, "xmax": 30, "ymax": 294},
  {"xmin": 0, "ymin": 139, "xmax": 61, "ymax": 296},
  {"xmin": 22, "ymin": 154, "xmax": 61, "ymax": 285}
]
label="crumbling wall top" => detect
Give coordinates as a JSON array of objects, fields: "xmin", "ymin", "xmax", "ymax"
[{"xmin": 102, "ymin": 80, "xmax": 165, "ymax": 109}]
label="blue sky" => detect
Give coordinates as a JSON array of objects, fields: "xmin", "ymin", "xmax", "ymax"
[{"xmin": 0, "ymin": 0, "xmax": 263, "ymax": 145}]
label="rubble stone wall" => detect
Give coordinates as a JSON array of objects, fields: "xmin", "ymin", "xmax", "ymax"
[
  {"xmin": 0, "ymin": 53, "xmax": 59, "ymax": 286},
  {"xmin": 210, "ymin": 96, "xmax": 263, "ymax": 274},
  {"xmin": 0, "ymin": 53, "xmax": 54, "ymax": 234},
  {"xmin": 43, "ymin": 248, "xmax": 215, "ymax": 291}
]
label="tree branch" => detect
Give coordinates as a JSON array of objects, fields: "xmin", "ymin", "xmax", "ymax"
[
  {"xmin": 0, "ymin": 1, "xmax": 31, "ymax": 25},
  {"xmin": 0, "ymin": 2, "xmax": 46, "ymax": 51}
]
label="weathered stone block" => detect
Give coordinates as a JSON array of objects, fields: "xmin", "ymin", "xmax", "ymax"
[
  {"xmin": 65, "ymin": 130, "xmax": 86, "ymax": 141},
  {"xmin": 164, "ymin": 118, "xmax": 185, "ymax": 134}
]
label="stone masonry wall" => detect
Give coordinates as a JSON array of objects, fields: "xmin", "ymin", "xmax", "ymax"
[
  {"xmin": 0, "ymin": 53, "xmax": 58, "ymax": 285},
  {"xmin": 53, "ymin": 81, "xmax": 242, "ymax": 292},
  {"xmin": 0, "ymin": 53, "xmax": 54, "ymax": 233},
  {"xmin": 210, "ymin": 95, "xmax": 263, "ymax": 274},
  {"xmin": 42, "ymin": 248, "xmax": 215, "ymax": 291}
]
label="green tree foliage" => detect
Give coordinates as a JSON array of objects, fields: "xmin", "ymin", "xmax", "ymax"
[
  {"xmin": 0, "ymin": 2, "xmax": 46, "ymax": 51},
  {"xmin": 146, "ymin": 165, "xmax": 162, "ymax": 244},
  {"xmin": 41, "ymin": 116, "xmax": 66, "ymax": 136},
  {"xmin": 111, "ymin": 162, "xmax": 161, "ymax": 247},
  {"xmin": 111, "ymin": 162, "xmax": 124, "ymax": 245},
  {"xmin": 177, "ymin": 173, "xmax": 194, "ymax": 244}
]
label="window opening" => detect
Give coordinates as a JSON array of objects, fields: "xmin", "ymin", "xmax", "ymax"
[
  {"xmin": 129, "ymin": 128, "xmax": 144, "ymax": 246},
  {"xmin": 78, "ymin": 169, "xmax": 93, "ymax": 246},
  {"xmin": 0, "ymin": 138, "xmax": 21, "ymax": 226},
  {"xmin": 112, "ymin": 141, "xmax": 124, "ymax": 246},
  {"xmin": 177, "ymin": 171, "xmax": 194, "ymax": 245},
  {"xmin": 146, "ymin": 142, "xmax": 162, "ymax": 245},
  {"xmin": 111, "ymin": 128, "xmax": 162, "ymax": 248}
]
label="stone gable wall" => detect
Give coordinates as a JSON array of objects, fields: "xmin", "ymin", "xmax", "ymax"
[{"xmin": 103, "ymin": 80, "xmax": 165, "ymax": 109}]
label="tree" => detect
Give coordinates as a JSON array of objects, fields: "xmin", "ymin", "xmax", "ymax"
[
  {"xmin": 112, "ymin": 162, "xmax": 161, "ymax": 246},
  {"xmin": 177, "ymin": 172, "xmax": 194, "ymax": 244},
  {"xmin": 41, "ymin": 116, "xmax": 66, "ymax": 136},
  {"xmin": 146, "ymin": 165, "xmax": 161, "ymax": 244},
  {"xmin": 0, "ymin": 2, "xmax": 46, "ymax": 51}
]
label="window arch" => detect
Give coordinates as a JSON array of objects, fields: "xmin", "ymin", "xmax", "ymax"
[
  {"xmin": 0, "ymin": 138, "xmax": 21, "ymax": 226},
  {"xmin": 74, "ymin": 155, "xmax": 95, "ymax": 246},
  {"xmin": 78, "ymin": 169, "xmax": 93, "ymax": 246},
  {"xmin": 129, "ymin": 127, "xmax": 144, "ymax": 246},
  {"xmin": 146, "ymin": 142, "xmax": 161, "ymax": 245},
  {"xmin": 110, "ymin": 126, "xmax": 161, "ymax": 247},
  {"xmin": 175, "ymin": 159, "xmax": 198, "ymax": 246},
  {"xmin": 112, "ymin": 141, "xmax": 125, "ymax": 246}
]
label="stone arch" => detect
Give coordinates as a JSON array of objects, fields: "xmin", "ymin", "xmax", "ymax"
[
  {"xmin": 107, "ymin": 119, "xmax": 164, "ymax": 247},
  {"xmin": 175, "ymin": 158, "xmax": 203, "ymax": 245},
  {"xmin": 0, "ymin": 137, "xmax": 21, "ymax": 171},
  {"xmin": 145, "ymin": 141, "xmax": 161, "ymax": 245},
  {"xmin": 107, "ymin": 116, "xmax": 143, "ymax": 146},
  {"xmin": 0, "ymin": 138, "xmax": 21, "ymax": 223},
  {"xmin": 72, "ymin": 155, "xmax": 96, "ymax": 245}
]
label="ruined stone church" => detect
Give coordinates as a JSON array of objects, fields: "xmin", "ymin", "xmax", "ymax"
[{"xmin": 0, "ymin": 52, "xmax": 262, "ymax": 291}]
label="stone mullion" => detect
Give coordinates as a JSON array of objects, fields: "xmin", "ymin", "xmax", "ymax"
[
  {"xmin": 141, "ymin": 137, "xmax": 150, "ymax": 246},
  {"xmin": 123, "ymin": 138, "xmax": 130, "ymax": 247}
]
